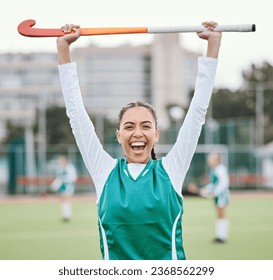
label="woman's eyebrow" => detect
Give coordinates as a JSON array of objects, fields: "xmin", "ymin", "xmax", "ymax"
[
  {"xmin": 141, "ymin": 121, "xmax": 152, "ymax": 125},
  {"xmin": 123, "ymin": 121, "xmax": 134, "ymax": 126},
  {"xmin": 123, "ymin": 120, "xmax": 152, "ymax": 126}
]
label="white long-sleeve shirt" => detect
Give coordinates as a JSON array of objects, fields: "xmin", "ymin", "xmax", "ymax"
[{"xmin": 58, "ymin": 56, "xmax": 218, "ymax": 201}]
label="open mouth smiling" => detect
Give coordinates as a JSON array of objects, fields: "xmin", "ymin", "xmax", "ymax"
[{"xmin": 130, "ymin": 141, "xmax": 146, "ymax": 152}]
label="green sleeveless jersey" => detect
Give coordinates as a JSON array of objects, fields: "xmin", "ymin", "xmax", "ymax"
[{"xmin": 97, "ymin": 158, "xmax": 185, "ymax": 260}]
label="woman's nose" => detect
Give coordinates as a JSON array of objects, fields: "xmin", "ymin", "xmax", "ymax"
[{"xmin": 133, "ymin": 127, "xmax": 143, "ymax": 137}]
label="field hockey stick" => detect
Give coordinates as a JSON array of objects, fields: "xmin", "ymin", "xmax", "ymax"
[
  {"xmin": 18, "ymin": 19, "xmax": 256, "ymax": 37},
  {"xmin": 187, "ymin": 183, "xmax": 215, "ymax": 198}
]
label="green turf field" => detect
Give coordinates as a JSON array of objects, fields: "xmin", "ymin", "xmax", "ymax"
[{"xmin": 0, "ymin": 194, "xmax": 272, "ymax": 260}]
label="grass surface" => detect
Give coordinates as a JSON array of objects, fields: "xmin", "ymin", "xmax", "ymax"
[
  {"xmin": 183, "ymin": 196, "xmax": 273, "ymax": 259},
  {"xmin": 0, "ymin": 194, "xmax": 272, "ymax": 260}
]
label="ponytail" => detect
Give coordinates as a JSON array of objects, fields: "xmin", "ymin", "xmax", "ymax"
[{"xmin": 151, "ymin": 147, "xmax": 157, "ymax": 160}]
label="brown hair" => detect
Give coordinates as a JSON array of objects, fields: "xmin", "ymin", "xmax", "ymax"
[{"xmin": 117, "ymin": 101, "xmax": 158, "ymax": 160}]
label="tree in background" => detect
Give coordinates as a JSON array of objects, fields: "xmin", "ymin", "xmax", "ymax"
[
  {"xmin": 242, "ymin": 62, "xmax": 273, "ymax": 143},
  {"xmin": 212, "ymin": 61, "xmax": 273, "ymax": 144},
  {"xmin": 45, "ymin": 106, "xmax": 75, "ymax": 146},
  {"xmin": 2, "ymin": 121, "xmax": 25, "ymax": 144}
]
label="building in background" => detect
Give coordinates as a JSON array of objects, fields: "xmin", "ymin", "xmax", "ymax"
[
  {"xmin": 0, "ymin": 52, "xmax": 62, "ymax": 139},
  {"xmin": 0, "ymin": 33, "xmax": 199, "ymax": 141}
]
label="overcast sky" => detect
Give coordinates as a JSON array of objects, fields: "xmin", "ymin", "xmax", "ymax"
[{"xmin": 1, "ymin": 0, "xmax": 272, "ymax": 88}]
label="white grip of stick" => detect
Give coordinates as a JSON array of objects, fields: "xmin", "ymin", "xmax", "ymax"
[{"xmin": 148, "ymin": 24, "xmax": 255, "ymax": 33}]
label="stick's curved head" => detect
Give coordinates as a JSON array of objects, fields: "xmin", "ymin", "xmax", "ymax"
[
  {"xmin": 18, "ymin": 19, "xmax": 64, "ymax": 37},
  {"xmin": 18, "ymin": 19, "xmax": 37, "ymax": 37}
]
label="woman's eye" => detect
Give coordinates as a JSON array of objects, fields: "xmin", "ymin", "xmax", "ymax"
[
  {"xmin": 124, "ymin": 125, "xmax": 133, "ymax": 130},
  {"xmin": 143, "ymin": 125, "xmax": 151, "ymax": 129}
]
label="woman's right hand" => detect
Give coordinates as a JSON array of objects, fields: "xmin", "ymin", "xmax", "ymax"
[
  {"xmin": 56, "ymin": 24, "xmax": 81, "ymax": 64},
  {"xmin": 57, "ymin": 24, "xmax": 81, "ymax": 47}
]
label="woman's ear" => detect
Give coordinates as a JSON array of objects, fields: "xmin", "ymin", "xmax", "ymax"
[
  {"xmin": 155, "ymin": 128, "xmax": 160, "ymax": 143},
  {"xmin": 116, "ymin": 129, "xmax": 122, "ymax": 144}
]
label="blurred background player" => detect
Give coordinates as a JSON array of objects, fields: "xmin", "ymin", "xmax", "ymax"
[
  {"xmin": 188, "ymin": 152, "xmax": 230, "ymax": 243},
  {"xmin": 50, "ymin": 155, "xmax": 77, "ymax": 222}
]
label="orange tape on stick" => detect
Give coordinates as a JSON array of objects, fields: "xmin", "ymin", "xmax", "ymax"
[{"xmin": 81, "ymin": 27, "xmax": 148, "ymax": 36}]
